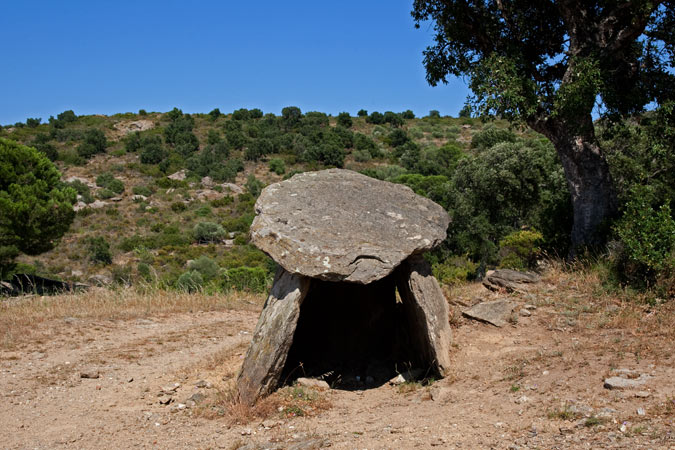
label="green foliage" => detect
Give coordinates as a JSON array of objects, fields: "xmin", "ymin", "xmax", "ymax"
[
  {"xmin": 77, "ymin": 129, "xmax": 107, "ymax": 158},
  {"xmin": 177, "ymin": 270, "xmax": 203, "ymax": 292},
  {"xmin": 232, "ymin": 108, "xmax": 251, "ymax": 121},
  {"xmin": 87, "ymin": 236, "xmax": 112, "ymax": 265},
  {"xmin": 26, "ymin": 117, "xmax": 41, "ymax": 128},
  {"xmin": 171, "ymin": 201, "xmax": 187, "ymax": 212},
  {"xmin": 269, "ymin": 158, "xmax": 286, "ymax": 175},
  {"xmin": 613, "ymin": 187, "xmax": 675, "ymax": 289},
  {"xmin": 498, "ymin": 230, "xmax": 543, "ymax": 270},
  {"xmin": 245, "ymin": 174, "xmax": 264, "ymax": 197},
  {"xmin": 0, "ymin": 138, "xmax": 76, "ymax": 276},
  {"xmin": 96, "ymin": 172, "xmax": 124, "ymax": 194},
  {"xmin": 470, "ymin": 125, "xmax": 516, "ymax": 150},
  {"xmin": 337, "ymin": 112, "xmax": 353, "ymax": 128},
  {"xmin": 281, "ymin": 106, "xmax": 302, "ymax": 130},
  {"xmin": 428, "ymin": 110, "xmax": 440, "ymax": 118},
  {"xmin": 366, "ymin": 111, "xmax": 384, "ymax": 124},
  {"xmin": 401, "ymin": 110, "xmax": 415, "ymax": 119},
  {"xmin": 458, "ymin": 104, "xmax": 472, "ymax": 118},
  {"xmin": 139, "ymin": 135, "xmax": 166, "ymax": 164},
  {"xmin": 357, "ymin": 109, "xmax": 368, "ymax": 117},
  {"xmin": 193, "ymin": 221, "xmax": 225, "ymax": 243},
  {"xmin": 208, "ymin": 108, "xmax": 222, "ymax": 120},
  {"xmin": 68, "ymin": 179, "xmax": 94, "ymax": 204},
  {"xmin": 384, "ymin": 111, "xmax": 404, "ymax": 127},
  {"xmin": 431, "ymin": 255, "xmax": 478, "ymax": 285},
  {"xmin": 187, "ymin": 255, "xmax": 220, "ymax": 281},
  {"xmin": 222, "ymin": 266, "xmax": 268, "ymax": 292},
  {"xmin": 132, "ymin": 185, "xmax": 153, "ymax": 197}
]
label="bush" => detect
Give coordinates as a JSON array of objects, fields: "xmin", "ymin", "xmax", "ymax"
[
  {"xmin": 357, "ymin": 109, "xmax": 368, "ymax": 117},
  {"xmin": 222, "ymin": 266, "xmax": 268, "ymax": 292},
  {"xmin": 96, "ymin": 172, "xmax": 125, "ymax": 194},
  {"xmin": 26, "ymin": 118, "xmax": 41, "ymax": 128},
  {"xmin": 139, "ymin": 135, "xmax": 166, "ymax": 164},
  {"xmin": 498, "ymin": 230, "xmax": 543, "ymax": 270},
  {"xmin": 613, "ymin": 187, "xmax": 675, "ymax": 289},
  {"xmin": 171, "ymin": 201, "xmax": 188, "ymax": 212},
  {"xmin": 428, "ymin": 110, "xmax": 441, "ymax": 118},
  {"xmin": 401, "ymin": 110, "xmax": 415, "ymax": 119},
  {"xmin": 77, "ymin": 129, "xmax": 107, "ymax": 158},
  {"xmin": 177, "ymin": 270, "xmax": 203, "ymax": 292},
  {"xmin": 193, "ymin": 222, "xmax": 225, "ymax": 243},
  {"xmin": 366, "ymin": 111, "xmax": 384, "ymax": 124},
  {"xmin": 245, "ymin": 174, "xmax": 264, "ymax": 197},
  {"xmin": 470, "ymin": 125, "xmax": 517, "ymax": 150},
  {"xmin": 431, "ymin": 255, "xmax": 478, "ymax": 285},
  {"xmin": 337, "ymin": 112, "xmax": 352, "ymax": 128},
  {"xmin": 269, "ymin": 158, "xmax": 286, "ymax": 175},
  {"xmin": 132, "ymin": 185, "xmax": 153, "ymax": 197},
  {"xmin": 97, "ymin": 188, "xmax": 115, "ymax": 199},
  {"xmin": 68, "ymin": 179, "xmax": 94, "ymax": 204},
  {"xmin": 188, "ymin": 255, "xmax": 220, "ymax": 281},
  {"xmin": 87, "ymin": 236, "xmax": 112, "ymax": 265},
  {"xmin": 232, "ymin": 108, "xmax": 251, "ymax": 121},
  {"xmin": 208, "ymin": 108, "xmax": 221, "ymax": 120}
]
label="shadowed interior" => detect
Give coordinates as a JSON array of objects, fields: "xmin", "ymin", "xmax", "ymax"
[{"xmin": 282, "ymin": 273, "xmax": 426, "ymax": 389}]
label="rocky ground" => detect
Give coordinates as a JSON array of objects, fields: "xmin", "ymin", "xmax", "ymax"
[{"xmin": 1, "ymin": 268, "xmax": 673, "ymax": 449}]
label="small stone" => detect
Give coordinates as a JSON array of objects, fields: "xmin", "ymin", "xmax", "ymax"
[
  {"xmin": 195, "ymin": 380, "xmax": 210, "ymax": 388},
  {"xmin": 80, "ymin": 370, "xmax": 100, "ymax": 379},
  {"xmin": 241, "ymin": 429, "xmax": 252, "ymax": 436},
  {"xmin": 635, "ymin": 391, "xmax": 650, "ymax": 398},
  {"xmin": 127, "ymin": 377, "xmax": 134, "ymax": 383},
  {"xmin": 158, "ymin": 396, "xmax": 173, "ymax": 405},
  {"xmin": 637, "ymin": 407, "xmax": 646, "ymax": 416},
  {"xmin": 262, "ymin": 420, "xmax": 277, "ymax": 429},
  {"xmin": 160, "ymin": 383, "xmax": 180, "ymax": 394},
  {"xmin": 296, "ymin": 377, "xmax": 330, "ymax": 390},
  {"xmin": 604, "ymin": 374, "xmax": 650, "ymax": 390},
  {"xmin": 186, "ymin": 392, "xmax": 206, "ymax": 405},
  {"xmin": 524, "ymin": 304, "xmax": 536, "ymax": 310},
  {"xmin": 463, "ymin": 299, "xmax": 516, "ymax": 327},
  {"xmin": 515, "ymin": 395, "xmax": 530, "ymax": 404},
  {"xmin": 519, "ymin": 308, "xmax": 532, "ymax": 317}
]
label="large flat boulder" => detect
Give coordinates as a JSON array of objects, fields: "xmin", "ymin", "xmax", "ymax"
[{"xmin": 250, "ymin": 169, "xmax": 450, "ymax": 284}]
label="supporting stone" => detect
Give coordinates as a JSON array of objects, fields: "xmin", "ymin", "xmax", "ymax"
[
  {"xmin": 395, "ymin": 255, "xmax": 452, "ymax": 376},
  {"xmin": 236, "ymin": 268, "xmax": 311, "ymax": 405}
]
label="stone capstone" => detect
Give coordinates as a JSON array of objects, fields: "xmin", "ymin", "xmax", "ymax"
[{"xmin": 250, "ymin": 169, "xmax": 450, "ymax": 284}]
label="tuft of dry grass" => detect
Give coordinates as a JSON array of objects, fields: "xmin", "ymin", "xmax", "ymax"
[
  {"xmin": 194, "ymin": 384, "xmax": 331, "ymax": 425},
  {"xmin": 0, "ymin": 287, "xmax": 265, "ymax": 349}
]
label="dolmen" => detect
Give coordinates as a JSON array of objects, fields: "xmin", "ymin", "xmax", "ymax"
[{"xmin": 236, "ymin": 169, "xmax": 452, "ymax": 404}]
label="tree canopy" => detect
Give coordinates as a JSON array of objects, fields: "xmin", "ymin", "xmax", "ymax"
[
  {"xmin": 0, "ymin": 138, "xmax": 76, "ymax": 277},
  {"xmin": 412, "ymin": 0, "xmax": 674, "ymax": 252}
]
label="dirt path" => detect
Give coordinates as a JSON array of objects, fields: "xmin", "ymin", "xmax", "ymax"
[{"xmin": 1, "ymin": 282, "xmax": 674, "ymax": 449}]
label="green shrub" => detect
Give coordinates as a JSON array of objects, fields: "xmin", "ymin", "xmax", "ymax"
[
  {"xmin": 97, "ymin": 188, "xmax": 115, "ymax": 199},
  {"xmin": 188, "ymin": 255, "xmax": 220, "ymax": 281},
  {"xmin": 222, "ymin": 266, "xmax": 268, "ymax": 292},
  {"xmin": 137, "ymin": 262, "xmax": 153, "ymax": 281},
  {"xmin": 613, "ymin": 187, "xmax": 675, "ymax": 290},
  {"xmin": 498, "ymin": 230, "xmax": 543, "ymax": 270},
  {"xmin": 245, "ymin": 174, "xmax": 264, "ymax": 197},
  {"xmin": 269, "ymin": 158, "xmax": 286, "ymax": 175},
  {"xmin": 96, "ymin": 172, "xmax": 125, "ymax": 194},
  {"xmin": 211, "ymin": 196, "xmax": 233, "ymax": 208},
  {"xmin": 432, "ymin": 256, "xmax": 478, "ymax": 285},
  {"xmin": 195, "ymin": 205, "xmax": 212, "ymax": 217},
  {"xmin": 132, "ymin": 185, "xmax": 153, "ymax": 197},
  {"xmin": 68, "ymin": 179, "xmax": 94, "ymax": 204},
  {"xmin": 171, "ymin": 201, "xmax": 187, "ymax": 212},
  {"xmin": 177, "ymin": 270, "xmax": 203, "ymax": 292},
  {"xmin": 193, "ymin": 221, "xmax": 225, "ymax": 243},
  {"xmin": 353, "ymin": 149, "xmax": 372, "ymax": 162},
  {"xmin": 366, "ymin": 111, "xmax": 384, "ymax": 124},
  {"xmin": 87, "ymin": 236, "xmax": 112, "ymax": 265},
  {"xmin": 470, "ymin": 125, "xmax": 517, "ymax": 150},
  {"xmin": 77, "ymin": 129, "xmax": 107, "ymax": 158},
  {"xmin": 337, "ymin": 112, "xmax": 353, "ymax": 128}
]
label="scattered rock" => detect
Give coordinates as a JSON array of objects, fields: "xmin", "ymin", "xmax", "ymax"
[
  {"xmin": 131, "ymin": 195, "xmax": 147, "ymax": 201},
  {"xmin": 195, "ymin": 380, "xmax": 211, "ymax": 388},
  {"xmin": 89, "ymin": 200, "xmax": 108, "ymax": 209},
  {"xmin": 160, "ymin": 383, "xmax": 180, "ymax": 394},
  {"xmin": 524, "ymin": 304, "xmax": 537, "ymax": 310},
  {"xmin": 109, "ymin": 197, "xmax": 123, "ymax": 202},
  {"xmin": 635, "ymin": 391, "xmax": 651, "ymax": 398},
  {"xmin": 221, "ymin": 183, "xmax": 244, "ymax": 194},
  {"xmin": 483, "ymin": 269, "xmax": 540, "ymax": 293},
  {"xmin": 80, "ymin": 370, "xmax": 100, "ymax": 379},
  {"xmin": 519, "ymin": 308, "xmax": 532, "ymax": 317},
  {"xmin": 430, "ymin": 386, "xmax": 452, "ymax": 402},
  {"xmin": 64, "ymin": 176, "xmax": 95, "ymax": 188},
  {"xmin": 389, "ymin": 368, "xmax": 425, "ymax": 385},
  {"xmin": 158, "ymin": 396, "xmax": 173, "ymax": 405},
  {"xmin": 88, "ymin": 275, "xmax": 112, "ymax": 287},
  {"xmin": 462, "ymin": 299, "xmax": 516, "ymax": 327},
  {"xmin": 604, "ymin": 369, "xmax": 651, "ymax": 390},
  {"xmin": 185, "ymin": 392, "xmax": 206, "ymax": 407},
  {"xmin": 168, "ymin": 170, "xmax": 186, "ymax": 181},
  {"xmin": 113, "ymin": 119, "xmax": 154, "ymax": 135},
  {"xmin": 250, "ymin": 169, "xmax": 450, "ymax": 284},
  {"xmin": 296, "ymin": 378, "xmax": 330, "ymax": 390},
  {"xmin": 201, "ymin": 176, "xmax": 214, "ymax": 187}
]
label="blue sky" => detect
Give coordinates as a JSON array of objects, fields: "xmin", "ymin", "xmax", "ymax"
[{"xmin": 0, "ymin": 1, "xmax": 470, "ymax": 125}]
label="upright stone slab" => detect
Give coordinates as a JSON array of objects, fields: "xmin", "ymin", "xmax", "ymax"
[
  {"xmin": 236, "ymin": 268, "xmax": 311, "ymax": 405},
  {"xmin": 396, "ymin": 255, "xmax": 452, "ymax": 375}
]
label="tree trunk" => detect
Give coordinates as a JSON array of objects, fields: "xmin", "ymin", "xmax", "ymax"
[{"xmin": 533, "ymin": 117, "xmax": 617, "ymax": 255}]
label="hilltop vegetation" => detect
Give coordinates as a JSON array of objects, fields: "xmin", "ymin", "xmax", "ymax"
[{"xmin": 0, "ymin": 105, "xmax": 673, "ymax": 298}]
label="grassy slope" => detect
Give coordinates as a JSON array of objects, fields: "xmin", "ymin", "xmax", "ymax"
[{"xmin": 0, "ymin": 111, "xmax": 534, "ymax": 287}]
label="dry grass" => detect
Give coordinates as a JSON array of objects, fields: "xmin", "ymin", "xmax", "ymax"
[
  {"xmin": 0, "ymin": 287, "xmax": 265, "ymax": 349},
  {"xmin": 195, "ymin": 384, "xmax": 331, "ymax": 425}
]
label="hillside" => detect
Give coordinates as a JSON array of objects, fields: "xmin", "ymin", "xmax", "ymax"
[{"xmin": 0, "ymin": 108, "xmax": 541, "ymax": 291}]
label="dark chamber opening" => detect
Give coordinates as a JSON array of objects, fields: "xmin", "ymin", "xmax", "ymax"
[{"xmin": 282, "ymin": 273, "xmax": 424, "ymax": 389}]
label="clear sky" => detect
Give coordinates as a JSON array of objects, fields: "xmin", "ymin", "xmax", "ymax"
[{"xmin": 0, "ymin": 1, "xmax": 470, "ymax": 125}]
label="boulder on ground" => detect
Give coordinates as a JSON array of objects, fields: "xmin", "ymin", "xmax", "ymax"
[{"xmin": 483, "ymin": 269, "xmax": 540, "ymax": 293}]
